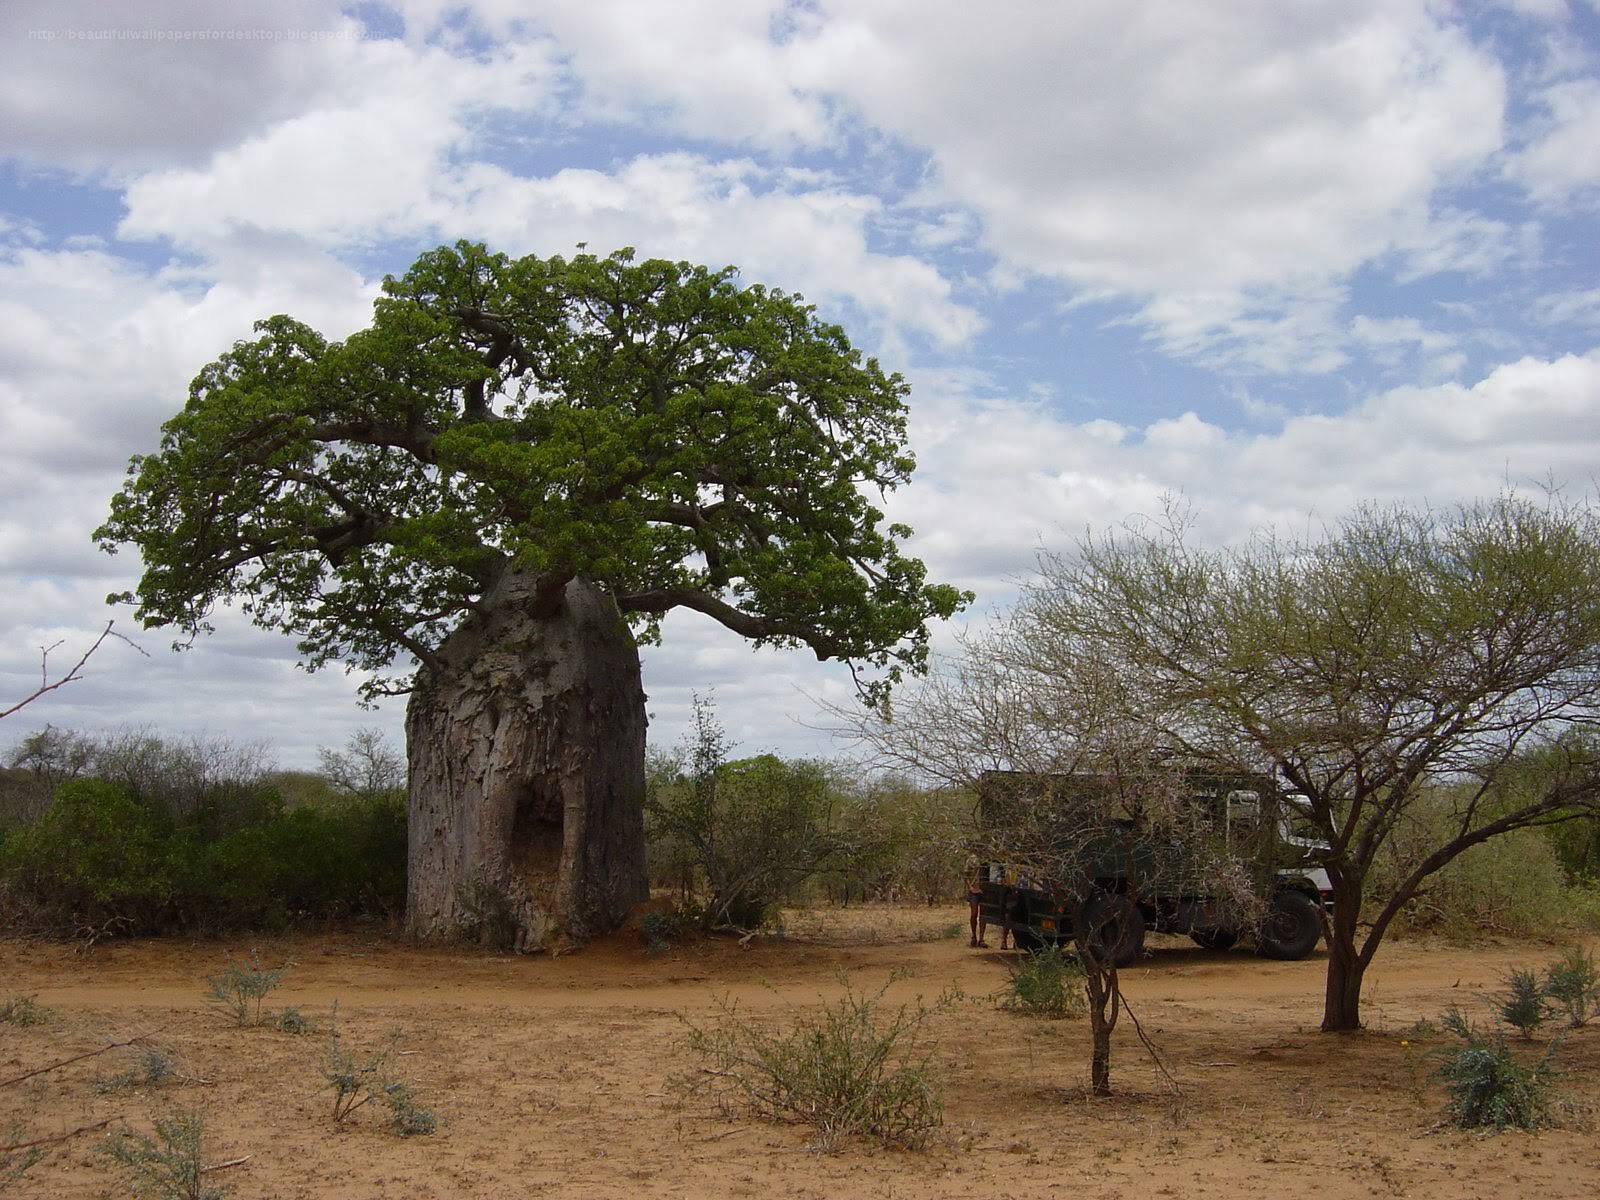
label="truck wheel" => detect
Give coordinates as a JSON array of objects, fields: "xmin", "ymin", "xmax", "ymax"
[
  {"xmin": 1257, "ymin": 890, "xmax": 1321, "ymax": 960},
  {"xmin": 1189, "ymin": 928, "xmax": 1238, "ymax": 951},
  {"xmin": 1082, "ymin": 894, "xmax": 1146, "ymax": 968}
]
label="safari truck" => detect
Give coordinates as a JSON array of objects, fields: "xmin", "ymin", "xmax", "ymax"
[{"xmin": 975, "ymin": 769, "xmax": 1331, "ymax": 966}]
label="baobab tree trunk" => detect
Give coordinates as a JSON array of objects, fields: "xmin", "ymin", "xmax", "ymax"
[{"xmin": 404, "ymin": 573, "xmax": 648, "ymax": 952}]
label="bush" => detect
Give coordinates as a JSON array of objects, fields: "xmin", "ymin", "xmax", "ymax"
[
  {"xmin": 202, "ymin": 951, "xmax": 287, "ymax": 1027},
  {"xmin": 1372, "ymin": 809, "xmax": 1574, "ymax": 939},
  {"xmin": 0, "ymin": 778, "xmax": 405, "ymax": 937},
  {"xmin": 646, "ymin": 700, "xmax": 858, "ymax": 930},
  {"xmin": 1497, "ymin": 967, "xmax": 1550, "ymax": 1039},
  {"xmin": 100, "ymin": 1107, "xmax": 226, "ymax": 1200},
  {"xmin": 680, "ymin": 975, "xmax": 946, "ymax": 1150},
  {"xmin": 1543, "ymin": 946, "xmax": 1600, "ymax": 1028},
  {"xmin": 0, "ymin": 779, "xmax": 179, "ymax": 935},
  {"xmin": 996, "ymin": 947, "xmax": 1085, "ymax": 1020},
  {"xmin": 1433, "ymin": 1008, "xmax": 1558, "ymax": 1131}
]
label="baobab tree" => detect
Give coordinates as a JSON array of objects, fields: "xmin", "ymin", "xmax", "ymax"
[{"xmin": 98, "ymin": 243, "xmax": 967, "ymax": 950}]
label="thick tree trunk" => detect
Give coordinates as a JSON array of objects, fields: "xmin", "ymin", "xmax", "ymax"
[{"xmin": 404, "ymin": 574, "xmax": 648, "ymax": 952}]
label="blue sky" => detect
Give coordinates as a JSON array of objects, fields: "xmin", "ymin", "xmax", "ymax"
[{"xmin": 2, "ymin": 0, "xmax": 1598, "ymax": 769}]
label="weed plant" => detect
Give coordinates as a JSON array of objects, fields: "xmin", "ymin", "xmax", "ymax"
[
  {"xmin": 2, "ymin": 1125, "xmax": 43, "ymax": 1191},
  {"xmin": 272, "ymin": 1006, "xmax": 313, "ymax": 1035},
  {"xmin": 0, "ymin": 994, "xmax": 49, "ymax": 1026},
  {"xmin": 94, "ymin": 1045, "xmax": 180, "ymax": 1095},
  {"xmin": 203, "ymin": 951, "xmax": 285, "ymax": 1027},
  {"xmin": 377, "ymin": 1082, "xmax": 438, "ymax": 1136},
  {"xmin": 319, "ymin": 1002, "xmax": 435, "ymax": 1135},
  {"xmin": 1433, "ymin": 1007, "xmax": 1557, "ymax": 1131},
  {"xmin": 1542, "ymin": 946, "xmax": 1599, "ymax": 1028},
  {"xmin": 995, "ymin": 947, "xmax": 1085, "ymax": 1020},
  {"xmin": 680, "ymin": 974, "xmax": 947, "ymax": 1150},
  {"xmin": 100, "ymin": 1108, "xmax": 225, "ymax": 1200},
  {"xmin": 638, "ymin": 909, "xmax": 682, "ymax": 953},
  {"xmin": 1497, "ymin": 967, "xmax": 1550, "ymax": 1038}
]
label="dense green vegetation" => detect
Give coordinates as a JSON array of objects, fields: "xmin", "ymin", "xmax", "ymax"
[{"xmin": 0, "ymin": 729, "xmax": 405, "ymax": 938}]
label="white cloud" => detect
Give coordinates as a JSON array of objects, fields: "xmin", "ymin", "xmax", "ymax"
[
  {"xmin": 888, "ymin": 349, "xmax": 1600, "ymax": 604},
  {"xmin": 1511, "ymin": 78, "xmax": 1600, "ymax": 204},
  {"xmin": 0, "ymin": 0, "xmax": 360, "ymax": 172},
  {"xmin": 118, "ymin": 37, "xmax": 558, "ymax": 247},
  {"xmin": 795, "ymin": 1, "xmax": 1507, "ymax": 360},
  {"xmin": 476, "ymin": 0, "xmax": 833, "ymax": 147}
]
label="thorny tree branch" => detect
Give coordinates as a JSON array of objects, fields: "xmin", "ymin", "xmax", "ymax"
[{"xmin": 1, "ymin": 621, "xmax": 146, "ymax": 721}]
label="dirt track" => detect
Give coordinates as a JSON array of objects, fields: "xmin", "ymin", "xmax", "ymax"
[{"xmin": 4, "ymin": 905, "xmax": 1597, "ymax": 1199}]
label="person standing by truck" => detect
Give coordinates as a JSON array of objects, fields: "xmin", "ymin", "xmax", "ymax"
[{"xmin": 963, "ymin": 854, "xmax": 989, "ymax": 947}]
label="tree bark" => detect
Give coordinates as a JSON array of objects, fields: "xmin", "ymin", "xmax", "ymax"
[
  {"xmin": 404, "ymin": 573, "xmax": 648, "ymax": 952},
  {"xmin": 1082, "ymin": 954, "xmax": 1119, "ymax": 1097},
  {"xmin": 1321, "ymin": 882, "xmax": 1366, "ymax": 1031}
]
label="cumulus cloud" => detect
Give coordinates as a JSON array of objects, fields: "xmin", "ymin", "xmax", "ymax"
[
  {"xmin": 0, "ymin": 0, "xmax": 361, "ymax": 173},
  {"xmin": 799, "ymin": 2, "xmax": 1506, "ymax": 309},
  {"xmin": 890, "ymin": 349, "xmax": 1600, "ymax": 605},
  {"xmin": 1510, "ymin": 78, "xmax": 1600, "ymax": 204}
]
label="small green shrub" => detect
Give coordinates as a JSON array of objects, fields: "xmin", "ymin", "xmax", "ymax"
[
  {"xmin": 638, "ymin": 908, "xmax": 683, "ymax": 953},
  {"xmin": 0, "ymin": 994, "xmax": 50, "ymax": 1026},
  {"xmin": 94, "ymin": 1045, "xmax": 181, "ymax": 1095},
  {"xmin": 1497, "ymin": 967, "xmax": 1550, "ymax": 1038},
  {"xmin": 1433, "ymin": 1008, "xmax": 1557, "ymax": 1131},
  {"xmin": 319, "ymin": 1002, "xmax": 434, "ymax": 1135},
  {"xmin": 202, "ymin": 951, "xmax": 286, "ymax": 1027},
  {"xmin": 377, "ymin": 1082, "xmax": 438, "ymax": 1137},
  {"xmin": 680, "ymin": 975, "xmax": 946, "ymax": 1150},
  {"xmin": 100, "ymin": 1107, "xmax": 226, "ymax": 1200},
  {"xmin": 995, "ymin": 947, "xmax": 1085, "ymax": 1020},
  {"xmin": 1543, "ymin": 946, "xmax": 1600, "ymax": 1028},
  {"xmin": 273, "ymin": 1006, "xmax": 313, "ymax": 1035}
]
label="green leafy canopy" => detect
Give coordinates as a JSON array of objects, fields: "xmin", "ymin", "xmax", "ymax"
[{"xmin": 97, "ymin": 243, "xmax": 969, "ymax": 701}]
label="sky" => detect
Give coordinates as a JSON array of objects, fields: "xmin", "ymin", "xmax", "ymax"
[{"xmin": 2, "ymin": 0, "xmax": 1599, "ymax": 772}]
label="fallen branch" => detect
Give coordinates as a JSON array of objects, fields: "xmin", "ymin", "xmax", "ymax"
[
  {"xmin": 0, "ymin": 1118, "xmax": 116, "ymax": 1154},
  {"xmin": 0, "ymin": 1033, "xmax": 157, "ymax": 1090}
]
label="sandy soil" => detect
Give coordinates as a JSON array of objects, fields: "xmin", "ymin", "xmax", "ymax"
[{"xmin": 3, "ymin": 905, "xmax": 1597, "ymax": 1199}]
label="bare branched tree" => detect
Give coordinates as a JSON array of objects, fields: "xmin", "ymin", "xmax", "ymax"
[{"xmin": 847, "ymin": 621, "xmax": 1262, "ymax": 1097}]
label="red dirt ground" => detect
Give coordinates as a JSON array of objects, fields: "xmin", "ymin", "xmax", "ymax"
[{"xmin": 3, "ymin": 905, "xmax": 1597, "ymax": 1198}]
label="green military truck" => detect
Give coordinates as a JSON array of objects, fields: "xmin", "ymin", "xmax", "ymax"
[{"xmin": 975, "ymin": 769, "xmax": 1331, "ymax": 966}]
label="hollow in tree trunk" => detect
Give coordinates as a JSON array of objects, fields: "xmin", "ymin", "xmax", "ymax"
[{"xmin": 404, "ymin": 574, "xmax": 648, "ymax": 952}]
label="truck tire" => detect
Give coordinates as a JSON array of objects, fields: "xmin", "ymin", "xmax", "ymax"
[
  {"xmin": 1257, "ymin": 890, "xmax": 1321, "ymax": 960},
  {"xmin": 1082, "ymin": 893, "xmax": 1145, "ymax": 968},
  {"xmin": 1189, "ymin": 928, "xmax": 1238, "ymax": 951},
  {"xmin": 1012, "ymin": 926, "xmax": 1045, "ymax": 952}
]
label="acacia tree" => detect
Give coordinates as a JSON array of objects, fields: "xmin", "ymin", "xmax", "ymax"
[
  {"xmin": 97, "ymin": 243, "xmax": 967, "ymax": 950},
  {"xmin": 1014, "ymin": 494, "xmax": 1600, "ymax": 1031}
]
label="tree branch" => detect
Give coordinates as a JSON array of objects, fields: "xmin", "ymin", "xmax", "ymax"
[{"xmin": 1, "ymin": 621, "xmax": 145, "ymax": 721}]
